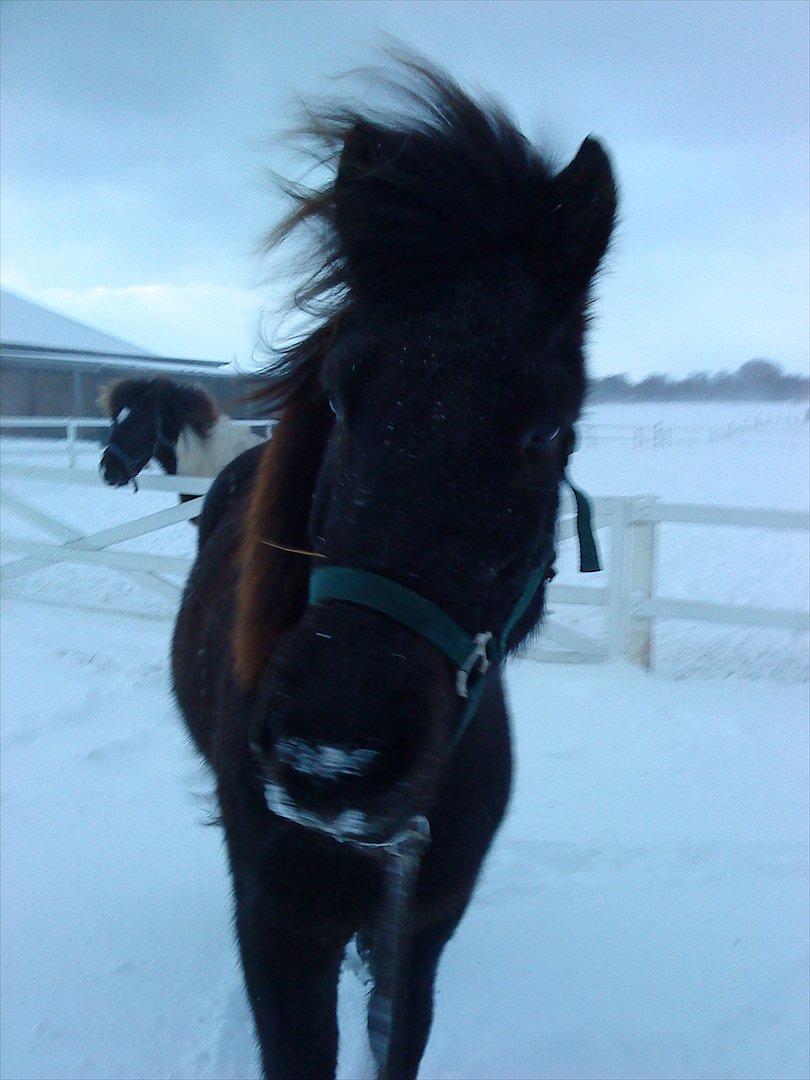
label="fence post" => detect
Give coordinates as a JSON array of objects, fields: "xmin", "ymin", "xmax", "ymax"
[
  {"xmin": 627, "ymin": 496, "xmax": 658, "ymax": 669},
  {"xmin": 606, "ymin": 499, "xmax": 631, "ymax": 659},
  {"xmin": 67, "ymin": 421, "xmax": 77, "ymax": 469}
]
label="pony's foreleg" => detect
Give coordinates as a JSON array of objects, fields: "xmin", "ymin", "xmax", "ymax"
[
  {"xmin": 370, "ymin": 909, "xmax": 463, "ymax": 1080},
  {"xmin": 234, "ymin": 892, "xmax": 344, "ymax": 1080}
]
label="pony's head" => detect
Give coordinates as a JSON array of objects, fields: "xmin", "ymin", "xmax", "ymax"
[
  {"xmin": 238, "ymin": 58, "xmax": 616, "ymax": 844},
  {"xmin": 99, "ymin": 376, "xmax": 218, "ymax": 486}
]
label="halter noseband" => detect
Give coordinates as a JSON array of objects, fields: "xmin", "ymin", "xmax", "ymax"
[
  {"xmin": 104, "ymin": 398, "xmax": 176, "ymax": 485},
  {"xmin": 308, "ymin": 477, "xmax": 600, "ymax": 750}
]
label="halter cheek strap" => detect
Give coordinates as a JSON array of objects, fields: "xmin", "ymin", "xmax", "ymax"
[
  {"xmin": 104, "ymin": 402, "xmax": 176, "ymax": 481},
  {"xmin": 308, "ymin": 476, "xmax": 600, "ymax": 750},
  {"xmin": 566, "ymin": 477, "xmax": 600, "ymax": 573}
]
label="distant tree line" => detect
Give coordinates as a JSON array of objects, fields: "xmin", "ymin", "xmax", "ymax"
[{"xmin": 588, "ymin": 360, "xmax": 810, "ymax": 403}]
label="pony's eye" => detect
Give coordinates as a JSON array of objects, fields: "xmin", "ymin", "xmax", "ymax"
[
  {"xmin": 328, "ymin": 396, "xmax": 344, "ymax": 422},
  {"xmin": 523, "ymin": 424, "xmax": 561, "ymax": 453}
]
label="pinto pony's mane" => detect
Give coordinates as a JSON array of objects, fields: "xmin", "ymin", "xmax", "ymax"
[
  {"xmin": 233, "ymin": 56, "xmax": 616, "ymax": 688},
  {"xmin": 100, "ymin": 376, "xmax": 220, "ymax": 439}
]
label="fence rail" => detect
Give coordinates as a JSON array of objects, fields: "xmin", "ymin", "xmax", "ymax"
[
  {"xmin": 3, "ymin": 412, "xmax": 805, "ymax": 462},
  {"xmin": 0, "ymin": 415, "xmax": 275, "ymax": 468},
  {"xmin": 524, "ymin": 491, "xmax": 809, "ymax": 666},
  {"xmin": 578, "ymin": 411, "xmax": 808, "ymax": 449},
  {"xmin": 1, "ymin": 451, "xmax": 807, "ymax": 669}
]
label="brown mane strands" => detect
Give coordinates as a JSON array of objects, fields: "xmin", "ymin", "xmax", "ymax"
[
  {"xmin": 178, "ymin": 383, "xmax": 221, "ymax": 439},
  {"xmin": 233, "ymin": 378, "xmax": 333, "ymax": 689},
  {"xmin": 98, "ymin": 378, "xmax": 149, "ymax": 418}
]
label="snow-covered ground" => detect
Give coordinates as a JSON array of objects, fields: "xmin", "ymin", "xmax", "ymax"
[{"xmin": 2, "ymin": 403, "xmax": 809, "ymax": 1079}]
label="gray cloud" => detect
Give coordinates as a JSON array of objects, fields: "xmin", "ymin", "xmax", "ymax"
[{"xmin": 1, "ymin": 0, "xmax": 807, "ymax": 374}]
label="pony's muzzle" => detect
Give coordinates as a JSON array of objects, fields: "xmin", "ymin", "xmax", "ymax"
[
  {"xmin": 251, "ymin": 730, "xmax": 425, "ymax": 846},
  {"xmin": 99, "ymin": 449, "xmax": 131, "ymax": 487},
  {"xmin": 248, "ymin": 604, "xmax": 451, "ymax": 845}
]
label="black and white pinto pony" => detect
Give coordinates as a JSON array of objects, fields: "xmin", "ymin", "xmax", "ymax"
[
  {"xmin": 99, "ymin": 377, "xmax": 264, "ymax": 506},
  {"xmin": 172, "ymin": 58, "xmax": 616, "ymax": 1080}
]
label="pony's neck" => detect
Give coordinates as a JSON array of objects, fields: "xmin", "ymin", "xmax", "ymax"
[
  {"xmin": 233, "ymin": 389, "xmax": 333, "ymax": 689},
  {"xmin": 175, "ymin": 417, "xmax": 221, "ymax": 476}
]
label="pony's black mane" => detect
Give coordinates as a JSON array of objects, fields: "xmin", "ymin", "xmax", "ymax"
[
  {"xmin": 101, "ymin": 376, "xmax": 219, "ymax": 439},
  {"xmin": 255, "ymin": 56, "xmax": 610, "ymax": 412}
]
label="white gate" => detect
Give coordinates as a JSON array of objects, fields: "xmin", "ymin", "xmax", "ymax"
[
  {"xmin": 2, "ymin": 440, "xmax": 808, "ymax": 670},
  {"xmin": 1, "ymin": 462, "xmax": 207, "ymax": 602}
]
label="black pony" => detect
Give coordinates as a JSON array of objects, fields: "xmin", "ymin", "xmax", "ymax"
[{"xmin": 172, "ymin": 58, "xmax": 616, "ymax": 1079}]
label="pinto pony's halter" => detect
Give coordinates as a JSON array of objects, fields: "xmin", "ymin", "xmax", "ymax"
[
  {"xmin": 306, "ymin": 476, "xmax": 600, "ymax": 1076},
  {"xmin": 103, "ymin": 398, "xmax": 176, "ymax": 490}
]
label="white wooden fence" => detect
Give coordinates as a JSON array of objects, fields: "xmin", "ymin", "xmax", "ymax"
[
  {"xmin": 1, "ymin": 439, "xmax": 808, "ymax": 670},
  {"xmin": 527, "ymin": 493, "xmax": 809, "ymax": 667},
  {"xmin": 0, "ymin": 415, "xmax": 275, "ymax": 468},
  {"xmin": 578, "ymin": 410, "xmax": 807, "ymax": 449},
  {"xmin": 3, "ymin": 412, "xmax": 802, "ymax": 462},
  {"xmin": 1, "ymin": 463, "xmax": 209, "ymax": 603}
]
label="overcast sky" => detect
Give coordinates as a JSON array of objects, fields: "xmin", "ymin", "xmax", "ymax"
[{"xmin": 1, "ymin": 0, "xmax": 808, "ymax": 377}]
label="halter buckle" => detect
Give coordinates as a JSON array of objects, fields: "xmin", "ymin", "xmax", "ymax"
[{"xmin": 456, "ymin": 631, "xmax": 494, "ymax": 698}]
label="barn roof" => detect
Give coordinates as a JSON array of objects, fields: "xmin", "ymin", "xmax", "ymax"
[
  {"xmin": 0, "ymin": 289, "xmax": 154, "ymax": 356},
  {"xmin": 0, "ymin": 288, "xmax": 230, "ymax": 374}
]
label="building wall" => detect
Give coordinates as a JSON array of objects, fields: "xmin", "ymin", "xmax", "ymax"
[
  {"xmin": 0, "ymin": 368, "xmax": 36, "ymax": 414},
  {"xmin": 0, "ymin": 361, "xmax": 259, "ymax": 419}
]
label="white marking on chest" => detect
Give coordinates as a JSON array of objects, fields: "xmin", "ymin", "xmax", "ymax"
[{"xmin": 275, "ymin": 738, "xmax": 378, "ymax": 780}]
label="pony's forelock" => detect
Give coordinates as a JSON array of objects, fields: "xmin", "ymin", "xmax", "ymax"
[
  {"xmin": 251, "ymin": 51, "xmax": 614, "ymax": 416},
  {"xmin": 252, "ymin": 53, "xmax": 556, "ymax": 414}
]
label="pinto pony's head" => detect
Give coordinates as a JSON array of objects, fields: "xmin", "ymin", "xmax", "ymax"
[
  {"xmin": 99, "ymin": 376, "xmax": 219, "ymax": 486},
  {"xmin": 237, "ymin": 57, "xmax": 617, "ymax": 844}
]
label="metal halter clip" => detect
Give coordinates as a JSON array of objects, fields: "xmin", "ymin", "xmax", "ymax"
[{"xmin": 455, "ymin": 631, "xmax": 494, "ymax": 698}]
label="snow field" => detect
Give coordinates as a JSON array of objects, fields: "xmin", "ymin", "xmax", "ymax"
[
  {"xmin": 1, "ymin": 402, "xmax": 808, "ymax": 1078},
  {"xmin": 1, "ymin": 606, "xmax": 807, "ymax": 1079}
]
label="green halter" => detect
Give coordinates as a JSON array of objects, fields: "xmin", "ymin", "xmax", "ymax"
[{"xmin": 308, "ymin": 477, "xmax": 600, "ymax": 750}]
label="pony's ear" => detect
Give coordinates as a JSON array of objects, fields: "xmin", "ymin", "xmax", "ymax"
[{"xmin": 547, "ymin": 136, "xmax": 617, "ymax": 297}]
